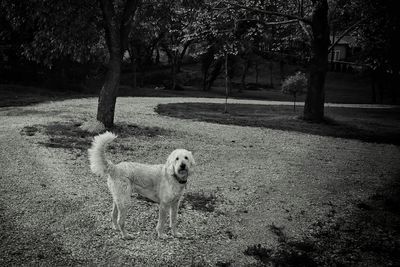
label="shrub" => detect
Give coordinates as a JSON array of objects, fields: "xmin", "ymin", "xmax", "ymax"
[{"xmin": 281, "ymin": 71, "xmax": 308, "ymax": 111}]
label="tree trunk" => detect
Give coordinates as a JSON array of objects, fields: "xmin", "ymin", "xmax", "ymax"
[
  {"xmin": 128, "ymin": 47, "xmax": 137, "ymax": 89},
  {"xmin": 240, "ymin": 59, "xmax": 250, "ymax": 92},
  {"xmin": 177, "ymin": 41, "xmax": 191, "ymax": 73},
  {"xmin": 172, "ymin": 63, "xmax": 177, "ymax": 90},
  {"xmin": 279, "ymin": 59, "xmax": 285, "ymax": 81},
  {"xmin": 201, "ymin": 46, "xmax": 215, "ymax": 91},
  {"xmin": 171, "ymin": 54, "xmax": 178, "ymax": 90},
  {"xmin": 202, "ymin": 71, "xmax": 209, "ymax": 91},
  {"xmin": 378, "ymin": 71, "xmax": 385, "ymax": 103},
  {"xmin": 371, "ymin": 69, "xmax": 377, "ymax": 103},
  {"xmin": 224, "ymin": 53, "xmax": 229, "ymax": 113},
  {"xmin": 206, "ymin": 58, "xmax": 223, "ymax": 91},
  {"xmin": 97, "ymin": 0, "xmax": 140, "ymax": 128},
  {"xmin": 97, "ymin": 53, "xmax": 121, "ymax": 128},
  {"xmin": 97, "ymin": 8, "xmax": 122, "ymax": 128},
  {"xmin": 269, "ymin": 61, "xmax": 274, "ymax": 87},
  {"xmin": 155, "ymin": 48, "xmax": 160, "ymax": 64},
  {"xmin": 391, "ymin": 71, "xmax": 398, "ymax": 104},
  {"xmin": 255, "ymin": 61, "xmax": 259, "ymax": 84},
  {"xmin": 132, "ymin": 59, "xmax": 137, "ymax": 89},
  {"xmin": 303, "ymin": 0, "xmax": 330, "ymax": 122}
]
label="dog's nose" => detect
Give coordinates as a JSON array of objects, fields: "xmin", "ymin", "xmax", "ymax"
[{"xmin": 180, "ymin": 163, "xmax": 186, "ymax": 169}]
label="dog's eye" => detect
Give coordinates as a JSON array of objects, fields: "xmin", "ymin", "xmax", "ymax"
[
  {"xmin": 184, "ymin": 156, "xmax": 188, "ymax": 160},
  {"xmin": 176, "ymin": 157, "xmax": 179, "ymax": 161}
]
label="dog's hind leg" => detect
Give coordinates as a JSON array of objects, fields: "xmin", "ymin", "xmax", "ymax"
[
  {"xmin": 112, "ymin": 180, "xmax": 133, "ymax": 240},
  {"xmin": 116, "ymin": 203, "xmax": 133, "ymax": 240},
  {"xmin": 111, "ymin": 202, "xmax": 118, "ymax": 231}
]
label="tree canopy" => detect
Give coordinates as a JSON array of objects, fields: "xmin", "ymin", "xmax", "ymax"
[
  {"xmin": 1, "ymin": 0, "xmax": 397, "ymax": 125},
  {"xmin": 1, "ymin": 0, "xmax": 105, "ymax": 66}
]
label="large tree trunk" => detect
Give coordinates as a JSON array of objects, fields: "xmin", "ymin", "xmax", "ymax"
[
  {"xmin": 303, "ymin": 0, "xmax": 330, "ymax": 122},
  {"xmin": 97, "ymin": 11, "xmax": 122, "ymax": 128},
  {"xmin": 97, "ymin": 53, "xmax": 121, "ymax": 128},
  {"xmin": 97, "ymin": 0, "xmax": 140, "ymax": 128}
]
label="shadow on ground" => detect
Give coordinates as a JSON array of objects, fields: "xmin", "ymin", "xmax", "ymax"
[
  {"xmin": 156, "ymin": 103, "xmax": 400, "ymax": 146},
  {"xmin": 20, "ymin": 121, "xmax": 175, "ymax": 158},
  {"xmin": 243, "ymin": 174, "xmax": 400, "ymax": 266}
]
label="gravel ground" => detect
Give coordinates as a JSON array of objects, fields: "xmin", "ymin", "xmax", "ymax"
[{"xmin": 1, "ymin": 97, "xmax": 400, "ymax": 266}]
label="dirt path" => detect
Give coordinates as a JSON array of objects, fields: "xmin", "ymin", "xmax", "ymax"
[{"xmin": 1, "ymin": 97, "xmax": 400, "ymax": 266}]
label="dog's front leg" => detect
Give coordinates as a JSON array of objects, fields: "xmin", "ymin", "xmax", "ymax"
[
  {"xmin": 170, "ymin": 201, "xmax": 182, "ymax": 238},
  {"xmin": 156, "ymin": 202, "xmax": 169, "ymax": 239}
]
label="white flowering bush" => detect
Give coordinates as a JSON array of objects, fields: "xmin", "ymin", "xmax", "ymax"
[{"xmin": 281, "ymin": 71, "xmax": 308, "ymax": 111}]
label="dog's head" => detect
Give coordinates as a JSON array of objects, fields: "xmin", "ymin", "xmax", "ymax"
[{"xmin": 166, "ymin": 149, "xmax": 195, "ymax": 184}]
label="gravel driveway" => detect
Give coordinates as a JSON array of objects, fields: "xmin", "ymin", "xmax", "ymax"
[{"xmin": 1, "ymin": 97, "xmax": 400, "ymax": 266}]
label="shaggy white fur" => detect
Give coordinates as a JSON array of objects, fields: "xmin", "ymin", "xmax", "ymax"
[{"xmin": 88, "ymin": 131, "xmax": 195, "ymax": 239}]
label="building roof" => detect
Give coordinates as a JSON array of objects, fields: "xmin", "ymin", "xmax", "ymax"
[{"xmin": 330, "ymin": 35, "xmax": 357, "ymax": 46}]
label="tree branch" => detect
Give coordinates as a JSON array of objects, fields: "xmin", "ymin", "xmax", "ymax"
[
  {"xmin": 121, "ymin": 0, "xmax": 140, "ymax": 27},
  {"xmin": 265, "ymin": 19, "xmax": 299, "ymax": 26},
  {"xmin": 120, "ymin": 0, "xmax": 141, "ymax": 52},
  {"xmin": 298, "ymin": 20, "xmax": 313, "ymax": 43},
  {"xmin": 221, "ymin": 1, "xmax": 312, "ymax": 24},
  {"xmin": 180, "ymin": 39, "xmax": 192, "ymax": 60},
  {"xmin": 236, "ymin": 18, "xmax": 299, "ymax": 27},
  {"xmin": 98, "ymin": 0, "xmax": 115, "ymax": 54},
  {"xmin": 327, "ymin": 18, "xmax": 366, "ymax": 53}
]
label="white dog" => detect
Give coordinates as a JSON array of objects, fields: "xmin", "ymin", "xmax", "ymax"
[{"xmin": 88, "ymin": 131, "xmax": 195, "ymax": 239}]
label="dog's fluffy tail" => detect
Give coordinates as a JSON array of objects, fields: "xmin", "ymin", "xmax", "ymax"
[{"xmin": 88, "ymin": 131, "xmax": 117, "ymax": 176}]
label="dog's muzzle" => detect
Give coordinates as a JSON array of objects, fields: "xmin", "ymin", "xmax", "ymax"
[
  {"xmin": 174, "ymin": 173, "xmax": 187, "ymax": 184},
  {"xmin": 174, "ymin": 165, "xmax": 188, "ymax": 184}
]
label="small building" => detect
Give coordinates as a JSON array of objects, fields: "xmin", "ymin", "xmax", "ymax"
[{"xmin": 329, "ymin": 35, "xmax": 362, "ymax": 72}]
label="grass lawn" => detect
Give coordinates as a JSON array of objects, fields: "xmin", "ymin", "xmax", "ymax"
[
  {"xmin": 0, "ymin": 84, "xmax": 94, "ymax": 107},
  {"xmin": 156, "ymin": 103, "xmax": 400, "ymax": 146},
  {"xmin": 1, "ymin": 97, "xmax": 400, "ymax": 266}
]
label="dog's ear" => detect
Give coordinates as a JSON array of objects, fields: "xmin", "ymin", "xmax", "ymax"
[{"xmin": 166, "ymin": 150, "xmax": 176, "ymax": 176}]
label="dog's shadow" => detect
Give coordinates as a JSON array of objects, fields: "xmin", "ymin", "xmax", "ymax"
[{"xmin": 135, "ymin": 194, "xmax": 157, "ymax": 203}]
